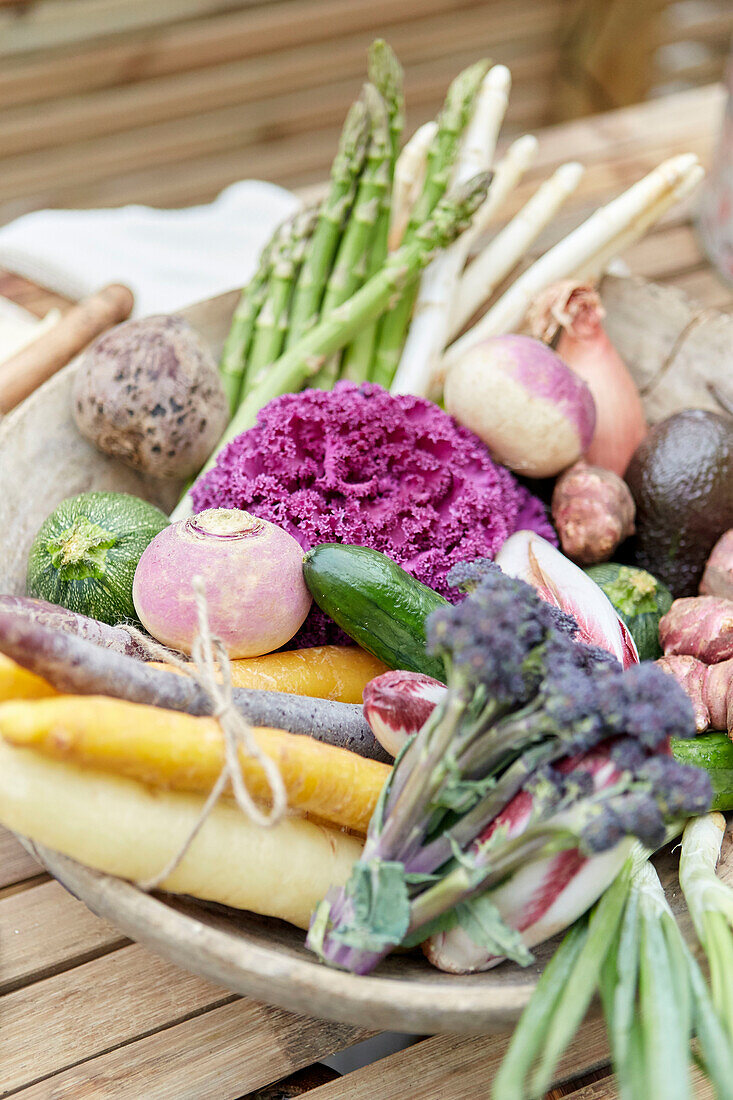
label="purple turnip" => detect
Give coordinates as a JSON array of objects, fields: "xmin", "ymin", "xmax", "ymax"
[
  {"xmin": 444, "ymin": 334, "xmax": 596, "ymax": 477},
  {"xmin": 132, "ymin": 508, "xmax": 311, "ymax": 657}
]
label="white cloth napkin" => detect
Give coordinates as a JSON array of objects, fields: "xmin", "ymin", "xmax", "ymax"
[{"xmin": 0, "ymin": 180, "xmax": 299, "ymax": 316}]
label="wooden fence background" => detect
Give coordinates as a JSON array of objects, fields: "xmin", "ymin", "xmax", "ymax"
[{"xmin": 0, "ymin": 0, "xmax": 730, "ymax": 221}]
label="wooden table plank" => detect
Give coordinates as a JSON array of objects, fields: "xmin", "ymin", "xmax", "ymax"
[
  {"xmin": 0, "ymin": 879, "xmax": 128, "ymax": 995},
  {"xmin": 0, "ymin": 944, "xmax": 238, "ymax": 1096},
  {"xmin": 12, "ymin": 999, "xmax": 368, "ymax": 1100},
  {"xmin": 301, "ymin": 1015, "xmax": 611, "ymax": 1100}
]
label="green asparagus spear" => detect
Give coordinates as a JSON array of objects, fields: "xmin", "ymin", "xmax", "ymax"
[
  {"xmin": 368, "ymin": 39, "xmax": 404, "ymax": 163},
  {"xmin": 370, "ymin": 58, "xmax": 489, "ymax": 388},
  {"xmin": 285, "ymin": 99, "xmax": 370, "ymax": 348},
  {"xmin": 341, "ymin": 39, "xmax": 404, "ymax": 382},
  {"xmin": 241, "ymin": 205, "xmax": 317, "ymax": 394},
  {"xmin": 171, "ymin": 172, "xmax": 491, "ymax": 520},
  {"xmin": 218, "ymin": 231, "xmax": 278, "ymax": 415},
  {"xmin": 310, "ymin": 83, "xmax": 391, "ymax": 388}
]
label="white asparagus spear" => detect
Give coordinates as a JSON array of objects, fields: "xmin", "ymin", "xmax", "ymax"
[
  {"xmin": 389, "ymin": 67, "xmax": 512, "ymax": 396},
  {"xmin": 448, "ymin": 161, "xmax": 585, "ymax": 339},
  {"xmin": 442, "ymin": 153, "xmax": 701, "ymax": 368},
  {"xmin": 452, "ymin": 64, "xmax": 511, "ymax": 184},
  {"xmin": 455, "ymin": 133, "xmax": 539, "ymax": 256},
  {"xmin": 572, "ymin": 162, "xmax": 705, "ymax": 282},
  {"xmin": 391, "ymin": 142, "xmax": 539, "ymax": 400},
  {"xmin": 388, "ymin": 120, "xmax": 438, "ymax": 251}
]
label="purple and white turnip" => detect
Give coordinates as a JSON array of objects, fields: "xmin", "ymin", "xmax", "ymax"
[
  {"xmin": 443, "ymin": 334, "xmax": 596, "ymax": 478},
  {"xmin": 133, "ymin": 508, "xmax": 311, "ymax": 658}
]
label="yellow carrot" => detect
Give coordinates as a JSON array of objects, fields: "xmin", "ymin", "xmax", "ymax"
[
  {"xmin": 0, "ymin": 653, "xmax": 57, "ymax": 701},
  {"xmin": 0, "ymin": 741, "xmax": 361, "ymax": 928},
  {"xmin": 0, "ymin": 695, "xmax": 389, "ymax": 834},
  {"xmin": 150, "ymin": 644, "xmax": 388, "ymax": 704}
]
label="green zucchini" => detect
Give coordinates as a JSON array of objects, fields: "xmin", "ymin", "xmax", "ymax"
[
  {"xmin": 26, "ymin": 491, "xmax": 169, "ymax": 626},
  {"xmin": 303, "ymin": 544, "xmax": 449, "ymax": 681},
  {"xmin": 585, "ymin": 562, "xmax": 673, "ymax": 661}
]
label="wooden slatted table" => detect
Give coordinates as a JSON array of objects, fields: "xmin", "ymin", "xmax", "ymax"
[{"xmin": 1, "ymin": 84, "xmax": 732, "ymax": 1099}]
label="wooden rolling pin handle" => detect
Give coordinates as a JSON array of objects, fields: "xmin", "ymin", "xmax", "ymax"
[{"xmin": 0, "ymin": 283, "xmax": 134, "ymax": 414}]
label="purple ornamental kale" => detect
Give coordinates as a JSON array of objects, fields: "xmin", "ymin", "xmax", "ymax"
[{"xmin": 191, "ymin": 382, "xmax": 556, "ymax": 645}]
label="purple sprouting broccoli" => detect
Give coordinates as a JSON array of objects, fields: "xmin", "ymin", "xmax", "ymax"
[{"xmin": 307, "ymin": 562, "xmax": 710, "ymax": 975}]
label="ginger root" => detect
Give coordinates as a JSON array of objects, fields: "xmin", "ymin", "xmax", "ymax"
[
  {"xmin": 657, "ymin": 655, "xmax": 733, "ymax": 736},
  {"xmin": 659, "ymin": 596, "xmax": 733, "ymax": 664}
]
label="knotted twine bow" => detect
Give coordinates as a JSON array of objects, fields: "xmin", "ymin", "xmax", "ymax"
[{"xmin": 127, "ymin": 575, "xmax": 288, "ymax": 892}]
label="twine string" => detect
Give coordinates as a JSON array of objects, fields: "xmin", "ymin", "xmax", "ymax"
[{"xmin": 130, "ymin": 575, "xmax": 288, "ymax": 893}]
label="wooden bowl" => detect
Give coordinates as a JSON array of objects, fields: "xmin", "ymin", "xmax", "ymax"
[{"xmin": 1, "ymin": 276, "xmax": 731, "ymax": 1034}]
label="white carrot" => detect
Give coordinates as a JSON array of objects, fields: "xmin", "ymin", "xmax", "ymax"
[
  {"xmin": 390, "ymin": 66, "xmax": 511, "ymax": 396},
  {"xmin": 448, "ymin": 161, "xmax": 585, "ymax": 340},
  {"xmin": 388, "ymin": 120, "xmax": 438, "ymax": 251},
  {"xmin": 442, "ymin": 153, "xmax": 701, "ymax": 369},
  {"xmin": 572, "ymin": 162, "xmax": 705, "ymax": 282}
]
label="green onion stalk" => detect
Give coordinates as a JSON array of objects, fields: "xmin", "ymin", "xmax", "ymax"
[
  {"xmin": 305, "ymin": 560, "xmax": 712, "ymax": 975},
  {"xmin": 679, "ymin": 810, "xmax": 733, "ymax": 1043},
  {"xmin": 495, "ymin": 844, "xmax": 733, "ymax": 1100}
]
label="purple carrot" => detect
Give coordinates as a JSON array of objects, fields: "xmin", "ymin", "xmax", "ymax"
[
  {"xmin": 0, "ymin": 594, "xmax": 148, "ymax": 658},
  {"xmin": 0, "ymin": 609, "xmax": 387, "ymax": 760}
]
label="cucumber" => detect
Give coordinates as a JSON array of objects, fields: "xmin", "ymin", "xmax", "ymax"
[
  {"xmin": 303, "ymin": 544, "xmax": 449, "ymax": 681},
  {"xmin": 26, "ymin": 491, "xmax": 169, "ymax": 626},
  {"xmin": 585, "ymin": 562, "xmax": 673, "ymax": 661},
  {"xmin": 671, "ymin": 734, "xmax": 733, "ymax": 812}
]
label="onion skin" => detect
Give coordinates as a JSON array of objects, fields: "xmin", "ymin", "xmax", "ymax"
[
  {"xmin": 528, "ymin": 281, "xmax": 647, "ymax": 476},
  {"xmin": 700, "ymin": 531, "xmax": 733, "ymax": 601},
  {"xmin": 132, "ymin": 508, "xmax": 312, "ymax": 657},
  {"xmin": 552, "ymin": 461, "xmax": 635, "ymax": 565},
  {"xmin": 444, "ymin": 334, "xmax": 596, "ymax": 478}
]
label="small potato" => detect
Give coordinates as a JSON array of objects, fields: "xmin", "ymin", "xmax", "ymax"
[{"xmin": 73, "ymin": 314, "xmax": 229, "ymax": 479}]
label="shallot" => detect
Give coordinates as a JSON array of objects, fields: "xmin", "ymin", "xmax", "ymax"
[
  {"xmin": 701, "ymin": 531, "xmax": 733, "ymax": 601},
  {"xmin": 528, "ymin": 281, "xmax": 647, "ymax": 476}
]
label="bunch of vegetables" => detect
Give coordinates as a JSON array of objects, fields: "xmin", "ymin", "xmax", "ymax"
[
  {"xmin": 2, "ymin": 35, "xmax": 733, "ymax": 1100},
  {"xmin": 306, "ymin": 560, "xmax": 710, "ymax": 974}
]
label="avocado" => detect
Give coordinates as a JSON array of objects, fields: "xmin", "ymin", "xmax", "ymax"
[{"xmin": 625, "ymin": 409, "xmax": 733, "ymax": 597}]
